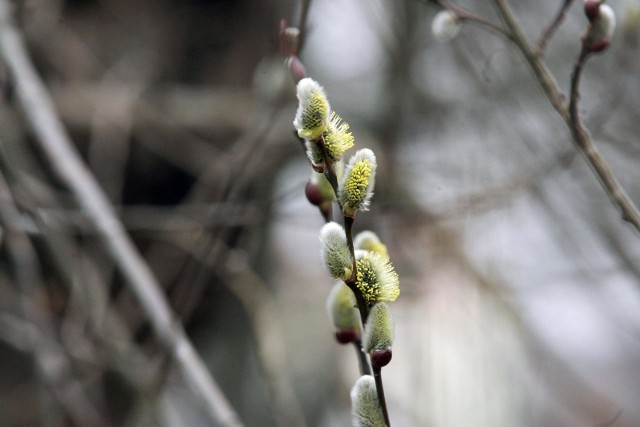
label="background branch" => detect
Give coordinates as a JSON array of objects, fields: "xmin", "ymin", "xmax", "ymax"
[
  {"xmin": 491, "ymin": 0, "xmax": 640, "ymax": 233},
  {"xmin": 0, "ymin": 2, "xmax": 241, "ymax": 425}
]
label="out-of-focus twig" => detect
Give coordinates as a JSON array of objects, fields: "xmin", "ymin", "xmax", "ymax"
[
  {"xmin": 0, "ymin": 2, "xmax": 242, "ymax": 425},
  {"xmin": 0, "ymin": 169, "xmax": 110, "ymax": 427},
  {"xmin": 536, "ymin": 0, "xmax": 575, "ymax": 56},
  {"xmin": 167, "ymin": 233, "xmax": 309, "ymax": 427},
  {"xmin": 491, "ymin": 0, "xmax": 640, "ymax": 233},
  {"xmin": 568, "ymin": 45, "xmax": 640, "ymax": 230},
  {"xmin": 430, "ymin": 0, "xmax": 511, "ymax": 38}
]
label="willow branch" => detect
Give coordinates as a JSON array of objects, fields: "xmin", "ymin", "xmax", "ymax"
[
  {"xmin": 0, "ymin": 2, "xmax": 242, "ymax": 425},
  {"xmin": 568, "ymin": 46, "xmax": 640, "ymax": 229},
  {"xmin": 492, "ymin": 0, "xmax": 640, "ymax": 233}
]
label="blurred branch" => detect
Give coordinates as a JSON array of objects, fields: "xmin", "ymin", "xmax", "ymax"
[
  {"xmin": 52, "ymin": 83, "xmax": 256, "ymax": 132},
  {"xmin": 490, "ymin": 0, "xmax": 568, "ymax": 119},
  {"xmin": 0, "ymin": 168, "xmax": 110, "ymax": 427},
  {"xmin": 168, "ymin": 233, "xmax": 309, "ymax": 427},
  {"xmin": 429, "ymin": 0, "xmax": 511, "ymax": 38},
  {"xmin": 568, "ymin": 45, "xmax": 640, "ymax": 229},
  {"xmin": 491, "ymin": 0, "xmax": 640, "ymax": 233},
  {"xmin": 431, "ymin": 148, "xmax": 576, "ymax": 222},
  {"xmin": 536, "ymin": 0, "xmax": 575, "ymax": 55},
  {"xmin": 38, "ymin": 203, "xmax": 265, "ymax": 234},
  {"xmin": 297, "ymin": 0, "xmax": 313, "ymax": 52},
  {"xmin": 0, "ymin": 2, "xmax": 242, "ymax": 425}
]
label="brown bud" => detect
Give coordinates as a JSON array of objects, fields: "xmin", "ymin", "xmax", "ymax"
[
  {"xmin": 370, "ymin": 348, "xmax": 392, "ymax": 368},
  {"xmin": 335, "ymin": 329, "xmax": 359, "ymax": 344}
]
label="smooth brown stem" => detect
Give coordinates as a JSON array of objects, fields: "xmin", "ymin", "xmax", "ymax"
[
  {"xmin": 569, "ymin": 46, "xmax": 590, "ymax": 128},
  {"xmin": 373, "ymin": 367, "xmax": 391, "ymax": 426},
  {"xmin": 344, "ymin": 215, "xmax": 370, "ymax": 324},
  {"xmin": 353, "ymin": 341, "xmax": 372, "ymax": 376}
]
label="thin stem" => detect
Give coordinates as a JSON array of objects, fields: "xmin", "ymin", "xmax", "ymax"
[
  {"xmin": 315, "ymin": 137, "xmax": 369, "ymax": 322},
  {"xmin": 492, "ymin": 0, "xmax": 569, "ymax": 120},
  {"xmin": 569, "ymin": 46, "xmax": 590, "ymax": 127},
  {"xmin": 297, "ymin": 0, "xmax": 313, "ymax": 53},
  {"xmin": 309, "ymin": 92, "xmax": 387, "ymax": 426},
  {"xmin": 373, "ymin": 367, "xmax": 391, "ymax": 426},
  {"xmin": 317, "ymin": 137, "xmax": 340, "ymax": 195},
  {"xmin": 568, "ymin": 46, "xmax": 640, "ymax": 230},
  {"xmin": 344, "ymin": 215, "xmax": 370, "ymax": 324},
  {"xmin": 353, "ymin": 341, "xmax": 372, "ymax": 376},
  {"xmin": 431, "ymin": 0, "xmax": 512, "ymax": 39},
  {"xmin": 536, "ymin": 0, "xmax": 575, "ymax": 56}
]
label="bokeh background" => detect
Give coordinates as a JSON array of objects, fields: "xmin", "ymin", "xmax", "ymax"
[{"xmin": 1, "ymin": 0, "xmax": 640, "ymax": 426}]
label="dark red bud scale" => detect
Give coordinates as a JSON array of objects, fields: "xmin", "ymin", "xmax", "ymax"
[
  {"xmin": 335, "ymin": 329, "xmax": 359, "ymax": 344},
  {"xmin": 584, "ymin": 0, "xmax": 601, "ymax": 22},
  {"xmin": 305, "ymin": 180, "xmax": 323, "ymax": 206},
  {"xmin": 370, "ymin": 348, "xmax": 392, "ymax": 368},
  {"xmin": 586, "ymin": 39, "xmax": 610, "ymax": 52}
]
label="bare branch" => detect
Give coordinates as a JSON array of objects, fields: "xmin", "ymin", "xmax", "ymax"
[
  {"xmin": 0, "ymin": 2, "xmax": 242, "ymax": 425},
  {"xmin": 0, "ymin": 169, "xmax": 110, "ymax": 427},
  {"xmin": 491, "ymin": 0, "xmax": 640, "ymax": 233},
  {"xmin": 568, "ymin": 46, "xmax": 640, "ymax": 230}
]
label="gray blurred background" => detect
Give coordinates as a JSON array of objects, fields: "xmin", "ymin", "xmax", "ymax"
[{"xmin": 0, "ymin": 0, "xmax": 639, "ymax": 426}]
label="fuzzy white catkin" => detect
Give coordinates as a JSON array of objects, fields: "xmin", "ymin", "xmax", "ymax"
[
  {"xmin": 293, "ymin": 78, "xmax": 330, "ymax": 140},
  {"xmin": 363, "ymin": 303, "xmax": 394, "ymax": 353},
  {"xmin": 339, "ymin": 148, "xmax": 377, "ymax": 215},
  {"xmin": 431, "ymin": 10, "xmax": 461, "ymax": 42},
  {"xmin": 596, "ymin": 4, "xmax": 617, "ymax": 40},
  {"xmin": 326, "ymin": 281, "xmax": 360, "ymax": 331},
  {"xmin": 319, "ymin": 222, "xmax": 352, "ymax": 279},
  {"xmin": 350, "ymin": 376, "xmax": 385, "ymax": 427}
]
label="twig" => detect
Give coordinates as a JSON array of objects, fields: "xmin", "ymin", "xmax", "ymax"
[
  {"xmin": 431, "ymin": 0, "xmax": 512, "ymax": 39},
  {"xmin": 0, "ymin": 169, "xmax": 110, "ymax": 427},
  {"xmin": 491, "ymin": 0, "xmax": 569, "ymax": 120},
  {"xmin": 153, "ymin": 231, "xmax": 310, "ymax": 427},
  {"xmin": 491, "ymin": 0, "xmax": 640, "ymax": 233},
  {"xmin": 0, "ymin": 2, "xmax": 242, "ymax": 425},
  {"xmin": 297, "ymin": 0, "xmax": 313, "ymax": 53},
  {"xmin": 536, "ymin": 0, "xmax": 575, "ymax": 56},
  {"xmin": 568, "ymin": 46, "xmax": 640, "ymax": 230}
]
